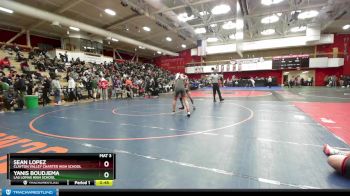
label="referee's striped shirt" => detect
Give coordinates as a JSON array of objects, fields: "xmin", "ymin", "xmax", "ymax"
[{"xmin": 210, "ymin": 74, "xmax": 221, "ymax": 84}]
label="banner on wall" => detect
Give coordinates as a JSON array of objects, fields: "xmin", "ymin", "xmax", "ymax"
[
  {"xmin": 54, "ymin": 49, "xmax": 113, "ymax": 64},
  {"xmin": 185, "ymin": 59, "xmax": 272, "ymax": 74},
  {"xmin": 230, "ymin": 57, "xmax": 264, "ymax": 64},
  {"xmin": 194, "ymin": 66, "xmax": 204, "ymax": 73},
  {"xmin": 185, "ymin": 56, "xmax": 343, "ymax": 74},
  {"xmin": 159, "ymin": 57, "xmax": 185, "ymax": 67}
]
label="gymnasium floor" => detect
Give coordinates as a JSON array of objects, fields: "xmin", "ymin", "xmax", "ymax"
[{"xmin": 1, "ymin": 87, "xmax": 350, "ymax": 189}]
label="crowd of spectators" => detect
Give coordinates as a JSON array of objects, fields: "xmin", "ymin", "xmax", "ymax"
[
  {"xmin": 0, "ymin": 45, "xmax": 174, "ymax": 112},
  {"xmin": 325, "ymin": 75, "xmax": 350, "ymax": 88},
  {"xmin": 285, "ymin": 75, "xmax": 313, "ymax": 88}
]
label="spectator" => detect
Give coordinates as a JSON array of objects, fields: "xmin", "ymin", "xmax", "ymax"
[
  {"xmin": 1, "ymin": 75, "xmax": 12, "ymax": 86},
  {"xmin": 76, "ymin": 80, "xmax": 84, "ymax": 100},
  {"xmin": 13, "ymin": 43, "xmax": 24, "ymax": 62},
  {"xmin": 307, "ymin": 77, "xmax": 312, "ymax": 86},
  {"xmin": 288, "ymin": 77, "xmax": 294, "ymax": 88},
  {"xmin": 339, "ymin": 75, "xmax": 345, "ymax": 88},
  {"xmin": 267, "ymin": 76, "xmax": 273, "ymax": 88},
  {"xmin": 14, "ymin": 75, "xmax": 27, "ymax": 98},
  {"xmin": 51, "ymin": 76, "xmax": 62, "ymax": 105},
  {"xmin": 3, "ymin": 88, "xmax": 16, "ymax": 111},
  {"xmin": 91, "ymin": 76, "xmax": 98, "ymax": 101},
  {"xmin": 0, "ymin": 57, "xmax": 14, "ymax": 71},
  {"xmin": 125, "ymin": 77, "xmax": 133, "ymax": 98},
  {"xmin": 68, "ymin": 77, "xmax": 78, "ymax": 102},
  {"xmin": 98, "ymin": 76, "xmax": 108, "ymax": 101},
  {"xmin": 42, "ymin": 77, "xmax": 51, "ymax": 106},
  {"xmin": 296, "ymin": 75, "xmax": 302, "ymax": 88},
  {"xmin": 0, "ymin": 78, "xmax": 10, "ymax": 93},
  {"xmin": 332, "ymin": 75, "xmax": 338, "ymax": 87},
  {"xmin": 20, "ymin": 60, "xmax": 31, "ymax": 73},
  {"xmin": 112, "ymin": 76, "xmax": 122, "ymax": 99},
  {"xmin": 249, "ymin": 77, "xmax": 255, "ymax": 88},
  {"xmin": 86, "ymin": 77, "xmax": 93, "ymax": 99},
  {"xmin": 26, "ymin": 79, "xmax": 34, "ymax": 95},
  {"xmin": 64, "ymin": 51, "xmax": 68, "ymax": 62}
]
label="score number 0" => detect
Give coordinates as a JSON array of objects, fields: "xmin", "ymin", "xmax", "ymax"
[{"xmin": 104, "ymin": 161, "xmax": 110, "ymax": 178}]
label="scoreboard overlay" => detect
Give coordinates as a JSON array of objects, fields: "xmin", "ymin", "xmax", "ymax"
[{"xmin": 7, "ymin": 153, "xmax": 116, "ymax": 186}]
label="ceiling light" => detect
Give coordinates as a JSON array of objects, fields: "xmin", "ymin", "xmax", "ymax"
[
  {"xmin": 143, "ymin": 26, "xmax": 151, "ymax": 32},
  {"xmin": 210, "ymin": 24, "xmax": 217, "ymax": 27},
  {"xmin": 298, "ymin": 10, "xmax": 319, "ymax": 19},
  {"xmin": 211, "ymin": 4, "xmax": 231, "ymax": 15},
  {"xmin": 166, "ymin": 37, "xmax": 172, "ymax": 42},
  {"xmin": 112, "ymin": 38, "xmax": 119, "ymax": 42},
  {"xmin": 229, "ymin": 34, "xmax": 236, "ymax": 40},
  {"xmin": 290, "ymin": 26, "xmax": 306, "ymax": 32},
  {"xmin": 261, "ymin": 0, "xmax": 284, "ymax": 6},
  {"xmin": 181, "ymin": 44, "xmax": 186, "ymax": 48},
  {"xmin": 104, "ymin": 9, "xmax": 116, "ymax": 16},
  {"xmin": 276, "ymin": 12, "xmax": 282, "ymax": 16},
  {"xmin": 222, "ymin": 21, "xmax": 236, "ymax": 30},
  {"xmin": 0, "ymin": 7, "xmax": 14, "ymax": 14},
  {"xmin": 343, "ymin": 24, "xmax": 350, "ymax": 30},
  {"xmin": 199, "ymin": 11, "xmax": 210, "ymax": 16},
  {"xmin": 138, "ymin": 46, "xmax": 146, "ymax": 49},
  {"xmin": 261, "ymin": 14, "xmax": 279, "ymax": 24},
  {"xmin": 157, "ymin": 51, "xmax": 162, "ymax": 54},
  {"xmin": 69, "ymin": 26, "xmax": 80, "ymax": 31},
  {"xmin": 195, "ymin": 27, "xmax": 206, "ymax": 34},
  {"xmin": 261, "ymin": 29, "xmax": 275, "ymax": 35},
  {"xmin": 207, "ymin": 37, "xmax": 218, "ymax": 42},
  {"xmin": 177, "ymin": 12, "xmax": 195, "ymax": 22}
]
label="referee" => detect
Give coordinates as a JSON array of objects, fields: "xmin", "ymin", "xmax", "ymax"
[{"xmin": 210, "ymin": 68, "xmax": 224, "ymax": 102}]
